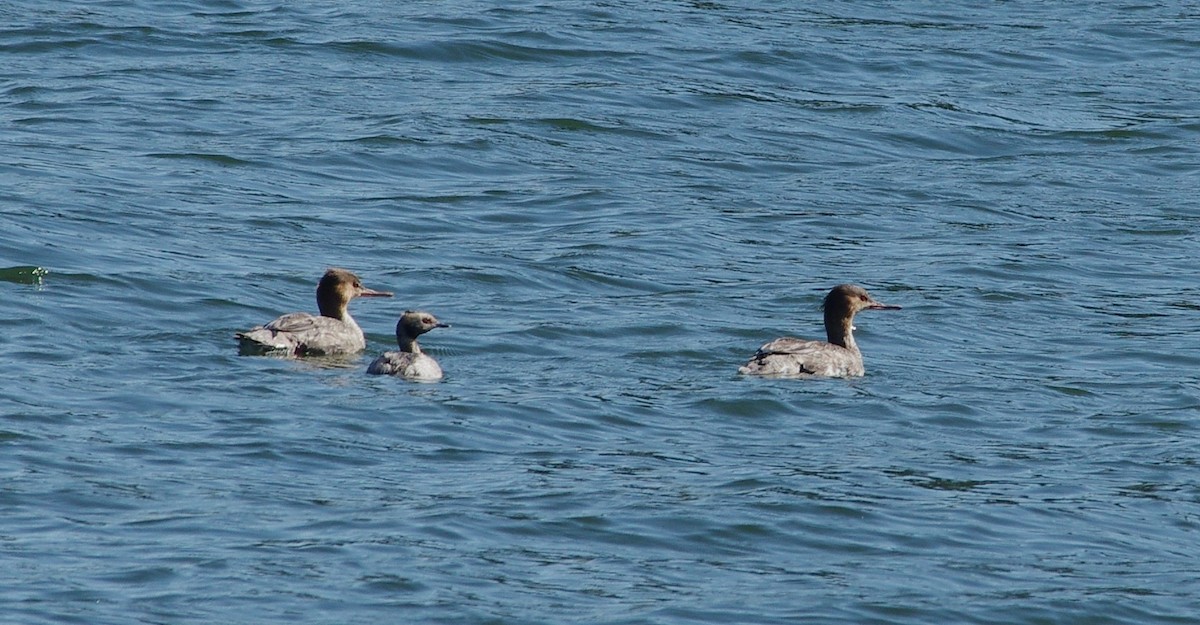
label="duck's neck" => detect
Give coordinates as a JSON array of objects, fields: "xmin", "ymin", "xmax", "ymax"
[
  {"xmin": 318, "ymin": 299, "xmax": 349, "ymax": 321},
  {"xmin": 824, "ymin": 312, "xmax": 858, "ymax": 352},
  {"xmin": 396, "ymin": 330, "xmax": 422, "ymax": 354}
]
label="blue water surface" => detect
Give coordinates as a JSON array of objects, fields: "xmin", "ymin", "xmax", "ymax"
[{"xmin": 3, "ymin": 2, "xmax": 1199, "ymax": 623}]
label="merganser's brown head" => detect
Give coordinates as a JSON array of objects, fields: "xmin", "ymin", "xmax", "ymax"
[
  {"xmin": 824, "ymin": 284, "xmax": 900, "ymax": 316},
  {"xmin": 316, "ymin": 268, "xmax": 393, "ymax": 318},
  {"xmin": 822, "ymin": 284, "xmax": 900, "ymax": 346}
]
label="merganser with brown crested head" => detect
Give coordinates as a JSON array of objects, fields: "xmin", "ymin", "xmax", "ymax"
[
  {"xmin": 367, "ymin": 310, "xmax": 448, "ymax": 380},
  {"xmin": 236, "ymin": 268, "xmax": 393, "ymax": 357},
  {"xmin": 738, "ymin": 284, "xmax": 900, "ymax": 378}
]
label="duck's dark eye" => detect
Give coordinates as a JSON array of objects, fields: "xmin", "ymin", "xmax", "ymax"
[{"xmin": 423, "ymin": 317, "xmax": 434, "ymax": 324}]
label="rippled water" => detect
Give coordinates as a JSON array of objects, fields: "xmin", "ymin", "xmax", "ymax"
[{"xmin": 4, "ymin": 2, "xmax": 1199, "ymax": 623}]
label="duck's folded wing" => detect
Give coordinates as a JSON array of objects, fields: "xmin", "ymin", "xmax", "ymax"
[
  {"xmin": 237, "ymin": 313, "xmax": 326, "ymax": 354},
  {"xmin": 742, "ymin": 337, "xmax": 863, "ymax": 377},
  {"xmin": 367, "ymin": 352, "xmax": 411, "ymax": 375},
  {"xmin": 263, "ymin": 312, "xmax": 323, "ymax": 334},
  {"xmin": 754, "ymin": 337, "xmax": 824, "ymax": 357}
]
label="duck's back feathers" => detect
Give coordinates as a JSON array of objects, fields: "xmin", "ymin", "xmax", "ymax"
[
  {"xmin": 236, "ymin": 313, "xmax": 365, "ymax": 356},
  {"xmin": 738, "ymin": 338, "xmax": 865, "ymax": 378},
  {"xmin": 367, "ymin": 351, "xmax": 443, "ymax": 380}
]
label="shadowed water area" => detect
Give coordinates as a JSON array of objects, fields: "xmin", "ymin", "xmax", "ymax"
[{"xmin": 3, "ymin": 1, "xmax": 1199, "ymax": 623}]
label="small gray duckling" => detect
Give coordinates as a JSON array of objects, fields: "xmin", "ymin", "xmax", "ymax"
[{"xmin": 367, "ymin": 310, "xmax": 449, "ymax": 380}]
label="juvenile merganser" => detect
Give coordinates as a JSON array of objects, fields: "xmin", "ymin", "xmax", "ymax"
[
  {"xmin": 738, "ymin": 284, "xmax": 900, "ymax": 378},
  {"xmin": 236, "ymin": 268, "xmax": 393, "ymax": 356},
  {"xmin": 367, "ymin": 310, "xmax": 448, "ymax": 380}
]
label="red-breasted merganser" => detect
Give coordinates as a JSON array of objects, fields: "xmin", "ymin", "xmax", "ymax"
[
  {"xmin": 738, "ymin": 284, "xmax": 900, "ymax": 378},
  {"xmin": 236, "ymin": 268, "xmax": 393, "ymax": 356},
  {"xmin": 366, "ymin": 310, "xmax": 448, "ymax": 380}
]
